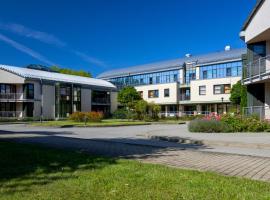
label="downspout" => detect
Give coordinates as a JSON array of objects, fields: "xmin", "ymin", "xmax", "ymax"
[{"xmin": 40, "ymin": 78, "xmax": 43, "ymax": 123}]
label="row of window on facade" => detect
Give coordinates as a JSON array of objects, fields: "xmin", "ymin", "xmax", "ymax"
[
  {"xmin": 0, "ymin": 83, "xmax": 34, "ymax": 99},
  {"xmin": 109, "ymin": 61, "xmax": 242, "ymax": 88},
  {"xmin": 138, "ymin": 84, "xmax": 231, "ymax": 100},
  {"xmin": 199, "ymin": 84, "xmax": 231, "ymax": 95}
]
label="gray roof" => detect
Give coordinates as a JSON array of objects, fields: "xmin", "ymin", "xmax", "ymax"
[
  {"xmin": 241, "ymin": 0, "xmax": 265, "ymax": 31},
  {"xmin": 0, "ymin": 64, "xmax": 116, "ymax": 89},
  {"xmin": 97, "ymin": 48, "xmax": 246, "ymax": 79}
]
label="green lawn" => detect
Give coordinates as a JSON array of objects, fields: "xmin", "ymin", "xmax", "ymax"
[
  {"xmin": 30, "ymin": 119, "xmax": 150, "ymax": 127},
  {"xmin": 0, "ymin": 141, "xmax": 270, "ymax": 200}
]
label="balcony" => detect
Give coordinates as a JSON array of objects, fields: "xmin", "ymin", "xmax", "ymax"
[
  {"xmin": 92, "ymin": 97, "xmax": 110, "ymax": 105},
  {"xmin": 0, "ymin": 111, "xmax": 23, "ymax": 118},
  {"xmin": 180, "ymin": 94, "xmax": 190, "ymax": 101},
  {"xmin": 242, "ymin": 55, "xmax": 270, "ymax": 84},
  {"xmin": 0, "ymin": 93, "xmax": 24, "ymax": 101}
]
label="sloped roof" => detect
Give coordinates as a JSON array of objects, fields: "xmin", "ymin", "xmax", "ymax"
[
  {"xmin": 0, "ymin": 64, "xmax": 116, "ymax": 89},
  {"xmin": 97, "ymin": 48, "xmax": 246, "ymax": 79}
]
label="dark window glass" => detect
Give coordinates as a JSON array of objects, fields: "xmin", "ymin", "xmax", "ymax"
[
  {"xmin": 226, "ymin": 68, "xmax": 232, "ymax": 76},
  {"xmin": 199, "ymin": 86, "xmax": 206, "ymax": 95},
  {"xmin": 149, "ymin": 77, "xmax": 153, "ymax": 84},
  {"xmin": 203, "ymin": 71, "xmax": 208, "ymax": 79},
  {"xmin": 24, "ymin": 83, "xmax": 34, "ymax": 99},
  {"xmin": 164, "ymin": 89, "xmax": 170, "ymax": 97}
]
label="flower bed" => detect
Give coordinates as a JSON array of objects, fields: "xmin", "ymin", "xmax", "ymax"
[{"xmin": 188, "ymin": 113, "xmax": 270, "ymax": 133}]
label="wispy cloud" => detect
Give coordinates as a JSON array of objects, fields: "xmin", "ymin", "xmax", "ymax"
[
  {"xmin": 0, "ymin": 22, "xmax": 66, "ymax": 47},
  {"xmin": 0, "ymin": 22, "xmax": 108, "ymax": 68},
  {"xmin": 0, "ymin": 33, "xmax": 55, "ymax": 65},
  {"xmin": 73, "ymin": 51, "xmax": 107, "ymax": 68}
]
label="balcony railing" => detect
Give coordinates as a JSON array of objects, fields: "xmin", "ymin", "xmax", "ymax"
[
  {"xmin": 159, "ymin": 111, "xmax": 210, "ymax": 117},
  {"xmin": 92, "ymin": 98, "xmax": 110, "ymax": 104},
  {"xmin": 243, "ymin": 55, "xmax": 270, "ymax": 83},
  {"xmin": 0, "ymin": 111, "xmax": 23, "ymax": 118},
  {"xmin": 0, "ymin": 93, "xmax": 23, "ymax": 100},
  {"xmin": 243, "ymin": 106, "xmax": 270, "ymax": 120},
  {"xmin": 180, "ymin": 94, "xmax": 190, "ymax": 101}
]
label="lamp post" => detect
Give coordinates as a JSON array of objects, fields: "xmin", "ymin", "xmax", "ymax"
[{"xmin": 221, "ymin": 97, "xmax": 224, "ymax": 114}]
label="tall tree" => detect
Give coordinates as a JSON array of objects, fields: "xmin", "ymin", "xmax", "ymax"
[{"xmin": 117, "ymin": 86, "xmax": 142, "ymax": 109}]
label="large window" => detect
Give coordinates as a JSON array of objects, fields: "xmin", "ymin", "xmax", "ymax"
[
  {"xmin": 185, "ymin": 67, "xmax": 196, "ymax": 84},
  {"xmin": 164, "ymin": 89, "xmax": 170, "ymax": 97},
  {"xmin": 148, "ymin": 90, "xmax": 159, "ymax": 98},
  {"xmin": 109, "ymin": 70, "xmax": 179, "ymax": 89},
  {"xmin": 0, "ymin": 84, "xmax": 16, "ymax": 94},
  {"xmin": 200, "ymin": 61, "xmax": 242, "ymax": 80},
  {"xmin": 199, "ymin": 85, "xmax": 206, "ymax": 95},
  {"xmin": 23, "ymin": 83, "xmax": 34, "ymax": 99},
  {"xmin": 213, "ymin": 84, "xmax": 231, "ymax": 94}
]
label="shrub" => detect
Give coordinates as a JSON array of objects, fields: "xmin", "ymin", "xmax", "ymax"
[
  {"xmin": 69, "ymin": 112, "xmax": 86, "ymax": 122},
  {"xmin": 69, "ymin": 111, "xmax": 103, "ymax": 122},
  {"xmin": 112, "ymin": 108, "xmax": 129, "ymax": 119},
  {"xmin": 85, "ymin": 111, "xmax": 103, "ymax": 122},
  {"xmin": 134, "ymin": 100, "xmax": 148, "ymax": 120},
  {"xmin": 188, "ymin": 119, "xmax": 232, "ymax": 133}
]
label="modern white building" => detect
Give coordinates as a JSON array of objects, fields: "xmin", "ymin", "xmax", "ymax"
[
  {"xmin": 240, "ymin": 0, "xmax": 270, "ymax": 119},
  {"xmin": 98, "ymin": 48, "xmax": 245, "ymax": 116},
  {"xmin": 0, "ymin": 65, "xmax": 117, "ymax": 120}
]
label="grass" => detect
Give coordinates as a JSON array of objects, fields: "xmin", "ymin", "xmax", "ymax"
[
  {"xmin": 1, "ymin": 141, "xmax": 270, "ymax": 200},
  {"xmin": 30, "ymin": 119, "xmax": 151, "ymax": 127}
]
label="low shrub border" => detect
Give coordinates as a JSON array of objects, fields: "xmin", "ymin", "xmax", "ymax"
[{"xmin": 188, "ymin": 113, "xmax": 270, "ymax": 133}]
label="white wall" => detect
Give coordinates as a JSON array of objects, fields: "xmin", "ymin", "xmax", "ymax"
[
  {"xmin": 190, "ymin": 77, "xmax": 241, "ymax": 103},
  {"xmin": 110, "ymin": 91, "xmax": 118, "ymax": 113},
  {"xmin": 0, "ymin": 69, "xmax": 25, "ymax": 83},
  {"xmin": 135, "ymin": 82, "xmax": 178, "ymax": 104},
  {"xmin": 81, "ymin": 88, "xmax": 92, "ymax": 112},
  {"xmin": 42, "ymin": 84, "xmax": 55, "ymax": 119},
  {"xmin": 244, "ymin": 0, "xmax": 270, "ymax": 43}
]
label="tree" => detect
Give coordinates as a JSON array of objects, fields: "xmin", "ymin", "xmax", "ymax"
[
  {"xmin": 50, "ymin": 66, "xmax": 92, "ymax": 78},
  {"xmin": 148, "ymin": 102, "xmax": 161, "ymax": 120},
  {"xmin": 230, "ymin": 81, "xmax": 247, "ymax": 112},
  {"xmin": 134, "ymin": 100, "xmax": 148, "ymax": 120},
  {"xmin": 117, "ymin": 86, "xmax": 142, "ymax": 109}
]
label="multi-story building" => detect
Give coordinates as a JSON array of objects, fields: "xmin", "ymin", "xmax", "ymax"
[
  {"xmin": 98, "ymin": 48, "xmax": 245, "ymax": 116},
  {"xmin": 0, "ymin": 65, "xmax": 117, "ymax": 120},
  {"xmin": 240, "ymin": 0, "xmax": 270, "ymax": 119}
]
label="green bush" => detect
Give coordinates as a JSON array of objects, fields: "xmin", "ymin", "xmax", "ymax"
[
  {"xmin": 112, "ymin": 108, "xmax": 129, "ymax": 119},
  {"xmin": 221, "ymin": 114, "xmax": 269, "ymax": 132},
  {"xmin": 69, "ymin": 112, "xmax": 103, "ymax": 122},
  {"xmin": 188, "ymin": 119, "xmax": 232, "ymax": 133}
]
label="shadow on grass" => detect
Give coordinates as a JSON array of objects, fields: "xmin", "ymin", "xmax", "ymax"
[{"xmin": 0, "ymin": 141, "xmax": 117, "ymax": 194}]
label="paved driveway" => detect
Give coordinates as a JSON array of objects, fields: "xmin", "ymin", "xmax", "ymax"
[{"xmin": 1, "ymin": 124, "xmax": 270, "ymax": 182}]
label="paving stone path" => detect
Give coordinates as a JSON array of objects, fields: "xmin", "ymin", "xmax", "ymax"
[{"xmin": 3, "ymin": 135, "xmax": 270, "ymax": 182}]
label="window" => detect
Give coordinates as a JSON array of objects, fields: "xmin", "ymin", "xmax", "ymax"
[
  {"xmin": 148, "ymin": 90, "xmax": 159, "ymax": 98},
  {"xmin": 224, "ymin": 84, "xmax": 231, "ymax": 94},
  {"xmin": 24, "ymin": 83, "xmax": 34, "ymax": 99},
  {"xmin": 214, "ymin": 84, "xmax": 231, "ymax": 94},
  {"xmin": 156, "ymin": 76, "xmax": 160, "ymax": 84},
  {"xmin": 199, "ymin": 86, "xmax": 206, "ymax": 95},
  {"xmin": 226, "ymin": 67, "xmax": 232, "ymax": 76},
  {"xmin": 164, "ymin": 89, "xmax": 170, "ymax": 97},
  {"xmin": 173, "ymin": 74, "xmax": 178, "ymax": 82},
  {"xmin": 138, "ymin": 91, "xmax": 143, "ymax": 98},
  {"xmin": 203, "ymin": 71, "xmax": 208, "ymax": 79},
  {"xmin": 149, "ymin": 77, "xmax": 153, "ymax": 84}
]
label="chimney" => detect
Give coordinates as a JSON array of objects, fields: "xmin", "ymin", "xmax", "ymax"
[{"xmin": 225, "ymin": 45, "xmax": 231, "ymax": 51}]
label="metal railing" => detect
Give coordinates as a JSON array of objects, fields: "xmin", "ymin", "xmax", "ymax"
[
  {"xmin": 0, "ymin": 93, "xmax": 23, "ymax": 100},
  {"xmin": 92, "ymin": 97, "xmax": 110, "ymax": 104},
  {"xmin": 179, "ymin": 94, "xmax": 190, "ymax": 101},
  {"xmin": 242, "ymin": 106, "xmax": 270, "ymax": 120},
  {"xmin": 243, "ymin": 55, "xmax": 270, "ymax": 82},
  {"xmin": 159, "ymin": 111, "xmax": 210, "ymax": 117},
  {"xmin": 0, "ymin": 111, "xmax": 22, "ymax": 118}
]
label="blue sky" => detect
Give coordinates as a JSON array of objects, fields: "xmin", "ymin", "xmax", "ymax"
[{"xmin": 0, "ymin": 0, "xmax": 256, "ymax": 77}]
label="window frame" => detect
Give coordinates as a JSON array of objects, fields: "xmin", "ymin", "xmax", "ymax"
[
  {"xmin": 164, "ymin": 88, "xmax": 170, "ymax": 97},
  {"xmin": 199, "ymin": 85, "xmax": 206, "ymax": 95}
]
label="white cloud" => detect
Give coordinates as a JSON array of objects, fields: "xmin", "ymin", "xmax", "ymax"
[
  {"xmin": 0, "ymin": 33, "xmax": 55, "ymax": 66},
  {"xmin": 0, "ymin": 22, "xmax": 66, "ymax": 47},
  {"xmin": 73, "ymin": 51, "xmax": 107, "ymax": 68}
]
